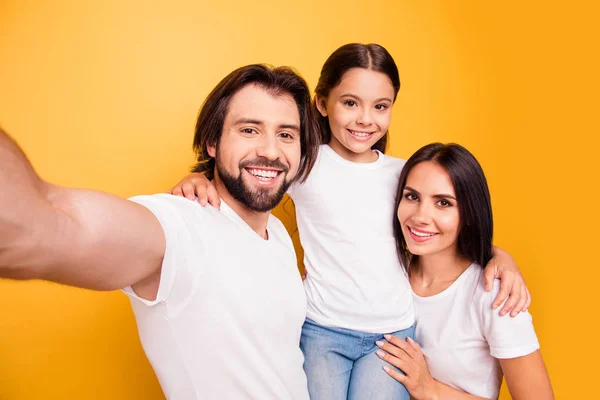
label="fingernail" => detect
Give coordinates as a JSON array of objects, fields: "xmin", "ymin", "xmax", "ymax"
[
  {"xmin": 485, "ymin": 284, "xmax": 492, "ymax": 290},
  {"xmin": 376, "ymin": 350, "xmax": 385, "ymax": 358},
  {"xmin": 383, "ymin": 334, "xmax": 392, "ymax": 340},
  {"xmin": 407, "ymin": 337, "xmax": 413, "ymax": 342},
  {"xmin": 376, "ymin": 340, "xmax": 384, "ymax": 347},
  {"xmin": 383, "ymin": 366, "xmax": 391, "ymax": 372}
]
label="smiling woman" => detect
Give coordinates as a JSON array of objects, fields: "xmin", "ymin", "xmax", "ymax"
[{"xmin": 384, "ymin": 143, "xmax": 554, "ymax": 399}]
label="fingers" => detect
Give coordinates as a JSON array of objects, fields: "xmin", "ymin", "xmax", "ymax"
[
  {"xmin": 206, "ymin": 182, "xmax": 221, "ymax": 209},
  {"xmin": 382, "ymin": 364, "xmax": 408, "ymax": 384},
  {"xmin": 509, "ymin": 282, "xmax": 529, "ymax": 317},
  {"xmin": 182, "ymin": 182, "xmax": 198, "ymax": 201},
  {"xmin": 170, "ymin": 186, "xmax": 184, "ymax": 197},
  {"xmin": 376, "ymin": 346, "xmax": 408, "ymax": 372},
  {"xmin": 406, "ymin": 337, "xmax": 421, "ymax": 353},
  {"xmin": 492, "ymin": 270, "xmax": 515, "ymax": 312},
  {"xmin": 483, "ymin": 260, "xmax": 498, "ymax": 292},
  {"xmin": 382, "ymin": 334, "xmax": 418, "ymax": 359},
  {"xmin": 525, "ymin": 286, "xmax": 532, "ymax": 310}
]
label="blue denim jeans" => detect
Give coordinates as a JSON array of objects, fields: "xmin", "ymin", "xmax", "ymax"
[{"xmin": 300, "ymin": 318, "xmax": 414, "ymax": 400}]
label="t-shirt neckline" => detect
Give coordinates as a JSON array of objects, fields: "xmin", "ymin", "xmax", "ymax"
[
  {"xmin": 322, "ymin": 144, "xmax": 385, "ymax": 169},
  {"xmin": 412, "ymin": 263, "xmax": 477, "ymax": 302},
  {"xmin": 218, "ymin": 198, "xmax": 272, "ymax": 243}
]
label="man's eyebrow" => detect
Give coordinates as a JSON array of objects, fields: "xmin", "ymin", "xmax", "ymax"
[
  {"xmin": 233, "ymin": 118, "xmax": 264, "ymax": 126},
  {"xmin": 279, "ymin": 123, "xmax": 300, "ymax": 132},
  {"xmin": 233, "ymin": 118, "xmax": 300, "ymax": 132}
]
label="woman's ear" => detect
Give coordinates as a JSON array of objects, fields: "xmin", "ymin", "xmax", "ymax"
[{"xmin": 315, "ymin": 96, "xmax": 328, "ymax": 117}]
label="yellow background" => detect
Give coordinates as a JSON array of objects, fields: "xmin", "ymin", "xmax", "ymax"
[{"xmin": 1, "ymin": 1, "xmax": 597, "ymax": 398}]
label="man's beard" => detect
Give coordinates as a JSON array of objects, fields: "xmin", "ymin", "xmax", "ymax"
[{"xmin": 215, "ymin": 157, "xmax": 292, "ymax": 213}]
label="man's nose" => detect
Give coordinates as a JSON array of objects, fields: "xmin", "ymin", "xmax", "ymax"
[{"xmin": 255, "ymin": 134, "xmax": 282, "ymax": 160}]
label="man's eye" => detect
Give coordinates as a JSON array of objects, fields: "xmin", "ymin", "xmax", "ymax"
[
  {"xmin": 242, "ymin": 128, "xmax": 257, "ymax": 134},
  {"xmin": 280, "ymin": 132, "xmax": 294, "ymax": 140}
]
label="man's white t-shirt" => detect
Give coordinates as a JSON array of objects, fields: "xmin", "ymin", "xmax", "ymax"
[
  {"xmin": 123, "ymin": 194, "xmax": 309, "ymax": 400},
  {"xmin": 289, "ymin": 144, "xmax": 414, "ymax": 333},
  {"xmin": 413, "ymin": 263, "xmax": 540, "ymax": 399}
]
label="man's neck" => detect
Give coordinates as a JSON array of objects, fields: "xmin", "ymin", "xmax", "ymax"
[{"xmin": 213, "ymin": 176, "xmax": 270, "ymax": 240}]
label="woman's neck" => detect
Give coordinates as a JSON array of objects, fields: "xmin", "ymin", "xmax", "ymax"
[{"xmin": 410, "ymin": 250, "xmax": 472, "ymax": 295}]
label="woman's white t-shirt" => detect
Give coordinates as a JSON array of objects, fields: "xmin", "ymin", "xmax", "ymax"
[{"xmin": 413, "ymin": 263, "xmax": 540, "ymax": 398}]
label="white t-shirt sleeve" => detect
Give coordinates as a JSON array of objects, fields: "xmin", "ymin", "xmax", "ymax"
[
  {"xmin": 122, "ymin": 194, "xmax": 206, "ymax": 307},
  {"xmin": 479, "ymin": 280, "xmax": 540, "ymax": 359}
]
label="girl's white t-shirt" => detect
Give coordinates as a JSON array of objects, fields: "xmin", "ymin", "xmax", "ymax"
[
  {"xmin": 413, "ymin": 263, "xmax": 540, "ymax": 398},
  {"xmin": 289, "ymin": 144, "xmax": 414, "ymax": 333}
]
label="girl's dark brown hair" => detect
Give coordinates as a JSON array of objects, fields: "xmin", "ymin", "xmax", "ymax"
[
  {"xmin": 314, "ymin": 43, "xmax": 401, "ymax": 153},
  {"xmin": 191, "ymin": 64, "xmax": 321, "ymax": 183},
  {"xmin": 393, "ymin": 143, "xmax": 494, "ymax": 274}
]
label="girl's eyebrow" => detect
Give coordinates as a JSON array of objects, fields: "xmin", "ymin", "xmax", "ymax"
[{"xmin": 340, "ymin": 93, "xmax": 393, "ymax": 103}]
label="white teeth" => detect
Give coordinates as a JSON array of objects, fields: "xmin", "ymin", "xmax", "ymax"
[
  {"xmin": 248, "ymin": 168, "xmax": 279, "ymax": 179},
  {"xmin": 409, "ymin": 227, "xmax": 435, "ymax": 237},
  {"xmin": 349, "ymin": 130, "xmax": 373, "ymax": 137}
]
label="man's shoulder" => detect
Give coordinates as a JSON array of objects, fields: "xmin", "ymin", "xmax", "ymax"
[{"xmin": 129, "ymin": 194, "xmax": 214, "ymax": 224}]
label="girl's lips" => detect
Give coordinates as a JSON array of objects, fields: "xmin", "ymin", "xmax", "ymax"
[{"xmin": 347, "ymin": 129, "xmax": 375, "ymax": 142}]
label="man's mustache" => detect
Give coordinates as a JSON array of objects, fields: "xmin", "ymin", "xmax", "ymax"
[{"xmin": 239, "ymin": 158, "xmax": 289, "ymax": 173}]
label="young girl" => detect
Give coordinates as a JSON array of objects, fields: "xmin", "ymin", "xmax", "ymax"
[
  {"xmin": 169, "ymin": 44, "xmax": 530, "ymax": 399},
  {"xmin": 376, "ymin": 143, "xmax": 553, "ymax": 399}
]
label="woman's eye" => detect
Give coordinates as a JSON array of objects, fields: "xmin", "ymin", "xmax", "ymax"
[
  {"xmin": 375, "ymin": 104, "xmax": 388, "ymax": 111},
  {"xmin": 344, "ymin": 100, "xmax": 357, "ymax": 107},
  {"xmin": 404, "ymin": 193, "xmax": 418, "ymax": 201},
  {"xmin": 279, "ymin": 132, "xmax": 294, "ymax": 140},
  {"xmin": 242, "ymin": 128, "xmax": 257, "ymax": 134},
  {"xmin": 437, "ymin": 200, "xmax": 452, "ymax": 207}
]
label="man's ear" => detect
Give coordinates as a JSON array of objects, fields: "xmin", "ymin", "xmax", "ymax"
[
  {"xmin": 207, "ymin": 143, "xmax": 216, "ymax": 158},
  {"xmin": 315, "ymin": 96, "xmax": 328, "ymax": 117}
]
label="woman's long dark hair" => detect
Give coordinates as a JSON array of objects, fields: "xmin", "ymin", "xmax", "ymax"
[
  {"xmin": 393, "ymin": 143, "xmax": 494, "ymax": 274},
  {"xmin": 313, "ymin": 43, "xmax": 401, "ymax": 153}
]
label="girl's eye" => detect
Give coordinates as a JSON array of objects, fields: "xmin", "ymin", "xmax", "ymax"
[
  {"xmin": 404, "ymin": 193, "xmax": 418, "ymax": 201},
  {"xmin": 375, "ymin": 104, "xmax": 389, "ymax": 111},
  {"xmin": 344, "ymin": 100, "xmax": 357, "ymax": 107}
]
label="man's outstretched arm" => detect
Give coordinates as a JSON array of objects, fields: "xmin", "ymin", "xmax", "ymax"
[{"xmin": 0, "ymin": 128, "xmax": 165, "ymax": 299}]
